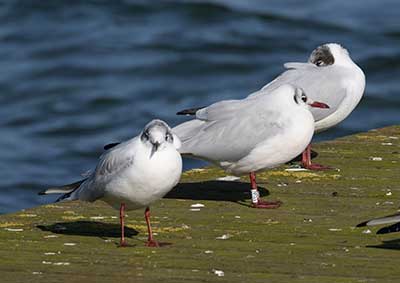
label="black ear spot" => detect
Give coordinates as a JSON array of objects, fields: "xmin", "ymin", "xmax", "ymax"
[
  {"xmin": 294, "ymin": 94, "xmax": 299, "ymax": 104},
  {"xmin": 141, "ymin": 131, "xmax": 149, "ymax": 142}
]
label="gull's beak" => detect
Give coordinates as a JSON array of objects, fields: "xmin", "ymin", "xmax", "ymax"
[
  {"xmin": 150, "ymin": 141, "xmax": 160, "ymax": 158},
  {"xmin": 309, "ymin": 101, "xmax": 330, "ymax": 109}
]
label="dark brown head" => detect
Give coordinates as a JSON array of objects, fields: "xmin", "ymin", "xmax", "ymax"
[{"xmin": 308, "ymin": 44, "xmax": 335, "ymax": 67}]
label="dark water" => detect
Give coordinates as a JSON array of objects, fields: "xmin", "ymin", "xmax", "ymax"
[{"xmin": 1, "ymin": 0, "xmax": 399, "ymax": 214}]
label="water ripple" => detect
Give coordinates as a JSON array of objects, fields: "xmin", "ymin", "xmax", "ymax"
[{"xmin": 0, "ymin": 0, "xmax": 399, "ymax": 213}]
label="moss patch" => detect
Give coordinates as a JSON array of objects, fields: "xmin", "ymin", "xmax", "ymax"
[{"xmin": 0, "ymin": 125, "xmax": 400, "ymax": 283}]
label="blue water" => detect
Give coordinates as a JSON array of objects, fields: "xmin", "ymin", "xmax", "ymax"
[{"xmin": 1, "ymin": 0, "xmax": 399, "ymax": 214}]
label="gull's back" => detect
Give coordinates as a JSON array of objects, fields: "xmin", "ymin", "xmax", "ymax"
[
  {"xmin": 255, "ymin": 63, "xmax": 349, "ymax": 122},
  {"xmin": 174, "ymin": 85, "xmax": 313, "ymax": 167},
  {"xmin": 249, "ymin": 44, "xmax": 365, "ymax": 132}
]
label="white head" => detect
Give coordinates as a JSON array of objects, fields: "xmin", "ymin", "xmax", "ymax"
[
  {"xmin": 292, "ymin": 87, "xmax": 330, "ymax": 109},
  {"xmin": 273, "ymin": 84, "xmax": 330, "ymax": 110},
  {"xmin": 308, "ymin": 43, "xmax": 353, "ymax": 67},
  {"xmin": 141, "ymin": 119, "xmax": 181, "ymax": 157}
]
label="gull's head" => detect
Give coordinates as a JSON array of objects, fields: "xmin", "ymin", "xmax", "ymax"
[
  {"xmin": 271, "ymin": 85, "xmax": 329, "ymax": 110},
  {"xmin": 308, "ymin": 43, "xmax": 352, "ymax": 67},
  {"xmin": 141, "ymin": 119, "xmax": 181, "ymax": 157},
  {"xmin": 292, "ymin": 87, "xmax": 330, "ymax": 109}
]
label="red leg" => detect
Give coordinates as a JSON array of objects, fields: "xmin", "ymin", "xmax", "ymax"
[
  {"xmin": 249, "ymin": 172, "xmax": 281, "ymax": 209},
  {"xmin": 143, "ymin": 207, "xmax": 172, "ymax": 247},
  {"xmin": 301, "ymin": 144, "xmax": 332, "ymax": 170},
  {"xmin": 144, "ymin": 207, "xmax": 159, "ymax": 247},
  {"xmin": 119, "ymin": 203, "xmax": 128, "ymax": 247},
  {"xmin": 301, "ymin": 145, "xmax": 311, "ymax": 167}
]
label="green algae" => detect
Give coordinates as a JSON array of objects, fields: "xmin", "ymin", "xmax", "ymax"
[{"xmin": 0, "ymin": 126, "xmax": 400, "ymax": 282}]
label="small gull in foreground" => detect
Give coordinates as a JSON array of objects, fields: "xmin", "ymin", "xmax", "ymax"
[{"xmin": 40, "ymin": 120, "xmax": 182, "ymax": 247}]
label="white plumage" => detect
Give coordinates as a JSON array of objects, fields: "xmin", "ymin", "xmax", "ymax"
[
  {"xmin": 176, "ymin": 85, "xmax": 315, "ymax": 175},
  {"xmin": 41, "ymin": 119, "xmax": 182, "ymax": 246},
  {"xmin": 250, "ymin": 43, "xmax": 365, "ymax": 133},
  {"xmin": 61, "ymin": 120, "xmax": 181, "ymax": 210},
  {"xmin": 248, "ymin": 43, "xmax": 365, "ymax": 169},
  {"xmin": 174, "ymin": 84, "xmax": 329, "ymax": 208}
]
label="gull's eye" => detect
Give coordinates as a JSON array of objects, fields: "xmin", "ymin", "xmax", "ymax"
[
  {"xmin": 301, "ymin": 94, "xmax": 307, "ymax": 102},
  {"xmin": 315, "ymin": 59, "xmax": 324, "ymax": 66}
]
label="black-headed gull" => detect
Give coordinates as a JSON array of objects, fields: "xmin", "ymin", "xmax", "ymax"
[
  {"xmin": 173, "ymin": 84, "xmax": 329, "ymax": 208},
  {"xmin": 250, "ymin": 43, "xmax": 366, "ymax": 170},
  {"xmin": 40, "ymin": 119, "xmax": 182, "ymax": 247}
]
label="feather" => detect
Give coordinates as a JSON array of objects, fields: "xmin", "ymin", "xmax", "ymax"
[
  {"xmin": 357, "ymin": 213, "xmax": 400, "ymax": 227},
  {"xmin": 176, "ymin": 107, "xmax": 205, "ymax": 116},
  {"xmin": 104, "ymin": 142, "xmax": 120, "ymax": 150},
  {"xmin": 38, "ymin": 179, "xmax": 86, "ymax": 195}
]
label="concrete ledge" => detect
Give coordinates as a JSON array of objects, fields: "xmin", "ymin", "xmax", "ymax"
[{"xmin": 0, "ymin": 126, "xmax": 399, "ymax": 282}]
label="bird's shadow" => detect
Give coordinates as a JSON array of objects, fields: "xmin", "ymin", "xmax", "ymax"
[
  {"xmin": 363, "ymin": 222, "xmax": 400, "ymax": 251},
  {"xmin": 37, "ymin": 221, "xmax": 138, "ymax": 239},
  {"xmin": 366, "ymin": 238, "xmax": 400, "ymax": 251},
  {"xmin": 165, "ymin": 180, "xmax": 270, "ymax": 205},
  {"xmin": 36, "ymin": 181, "xmax": 268, "ymax": 240}
]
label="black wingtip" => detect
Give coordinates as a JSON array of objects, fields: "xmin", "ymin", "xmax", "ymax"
[
  {"xmin": 377, "ymin": 223, "xmax": 400, "ymax": 235},
  {"xmin": 104, "ymin": 142, "xmax": 120, "ymax": 150},
  {"xmin": 377, "ymin": 228, "xmax": 389, "ymax": 234},
  {"xmin": 38, "ymin": 190, "xmax": 47, "ymax": 196},
  {"xmin": 55, "ymin": 193, "xmax": 70, "ymax": 203},
  {"xmin": 356, "ymin": 221, "xmax": 368, "ymax": 227},
  {"xmin": 176, "ymin": 110, "xmax": 195, "ymax": 116},
  {"xmin": 176, "ymin": 106, "xmax": 205, "ymax": 116}
]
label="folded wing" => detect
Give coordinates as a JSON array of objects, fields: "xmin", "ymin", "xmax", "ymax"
[
  {"xmin": 174, "ymin": 97, "xmax": 283, "ymax": 162},
  {"xmin": 357, "ymin": 213, "xmax": 400, "ymax": 227},
  {"xmin": 250, "ymin": 62, "xmax": 347, "ymax": 122}
]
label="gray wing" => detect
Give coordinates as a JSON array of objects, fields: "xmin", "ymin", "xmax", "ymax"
[
  {"xmin": 195, "ymin": 99, "xmax": 249, "ymax": 121},
  {"xmin": 94, "ymin": 139, "xmax": 137, "ymax": 181},
  {"xmin": 76, "ymin": 139, "xmax": 137, "ymax": 201},
  {"xmin": 357, "ymin": 213, "xmax": 400, "ymax": 227},
  {"xmin": 255, "ymin": 62, "xmax": 347, "ymax": 122},
  {"xmin": 174, "ymin": 98, "xmax": 255, "ymax": 144},
  {"xmin": 174, "ymin": 98, "xmax": 283, "ymax": 162}
]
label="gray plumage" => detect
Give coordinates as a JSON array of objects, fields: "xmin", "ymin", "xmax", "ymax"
[
  {"xmin": 40, "ymin": 119, "xmax": 182, "ymax": 211},
  {"xmin": 357, "ymin": 213, "xmax": 400, "ymax": 227},
  {"xmin": 174, "ymin": 84, "xmax": 318, "ymax": 175},
  {"xmin": 248, "ymin": 43, "xmax": 365, "ymax": 133}
]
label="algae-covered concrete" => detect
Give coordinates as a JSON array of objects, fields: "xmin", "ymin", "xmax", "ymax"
[{"xmin": 0, "ymin": 126, "xmax": 399, "ymax": 283}]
